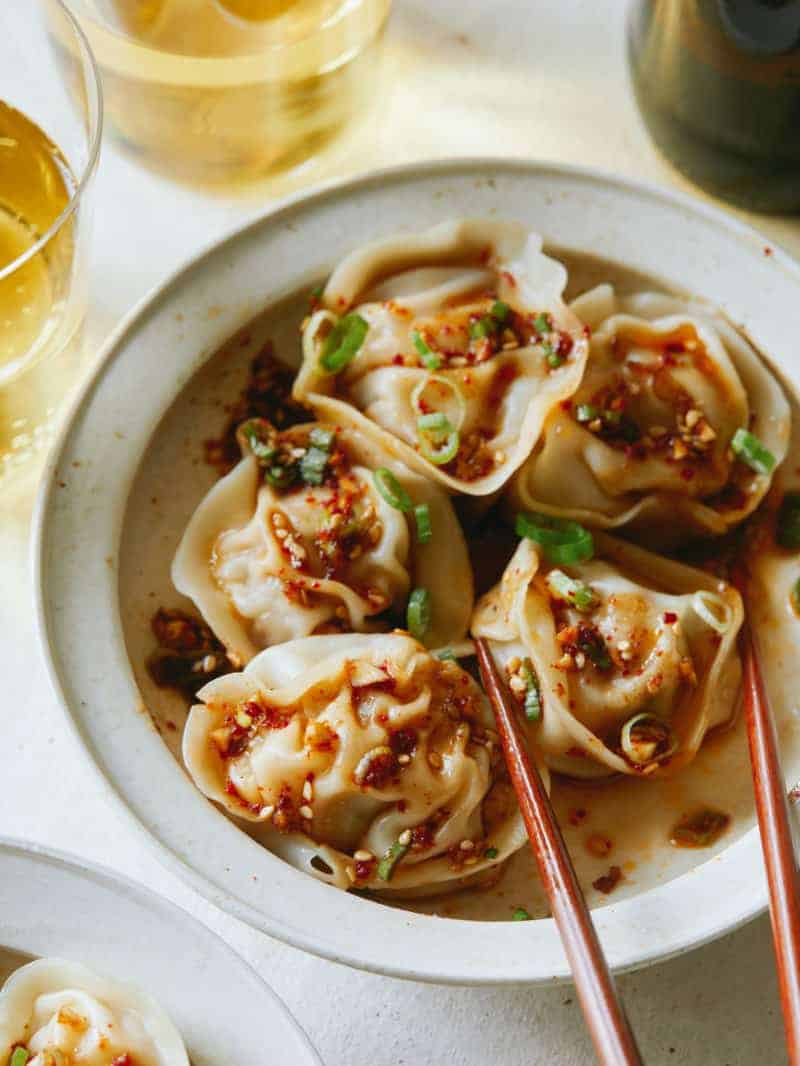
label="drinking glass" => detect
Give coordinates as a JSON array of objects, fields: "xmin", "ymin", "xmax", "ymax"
[
  {"xmin": 0, "ymin": 0, "xmax": 102, "ymax": 495},
  {"xmin": 65, "ymin": 0, "xmax": 391, "ymax": 184}
]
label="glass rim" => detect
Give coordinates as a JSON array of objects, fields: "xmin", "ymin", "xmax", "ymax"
[
  {"xmin": 0, "ymin": 0, "xmax": 104, "ymax": 285},
  {"xmin": 69, "ymin": 0, "xmax": 390, "ymax": 75}
]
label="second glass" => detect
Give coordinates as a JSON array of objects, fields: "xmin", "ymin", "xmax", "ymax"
[{"xmin": 66, "ymin": 0, "xmax": 392, "ymax": 184}]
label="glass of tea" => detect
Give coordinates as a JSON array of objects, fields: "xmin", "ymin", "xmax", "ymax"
[
  {"xmin": 63, "ymin": 0, "xmax": 391, "ymax": 184},
  {"xmin": 1, "ymin": 0, "xmax": 102, "ymax": 495}
]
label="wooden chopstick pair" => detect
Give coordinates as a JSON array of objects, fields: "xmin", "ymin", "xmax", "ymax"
[{"xmin": 477, "ymin": 598, "xmax": 800, "ymax": 1065}]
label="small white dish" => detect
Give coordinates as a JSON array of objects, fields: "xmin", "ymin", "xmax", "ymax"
[
  {"xmin": 0, "ymin": 838, "xmax": 321, "ymax": 1063},
  {"xmin": 34, "ymin": 159, "xmax": 800, "ymax": 984}
]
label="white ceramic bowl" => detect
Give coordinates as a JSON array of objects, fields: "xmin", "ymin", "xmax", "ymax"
[
  {"xmin": 0, "ymin": 838, "xmax": 321, "ymax": 1062},
  {"xmin": 34, "ymin": 159, "xmax": 800, "ymax": 984}
]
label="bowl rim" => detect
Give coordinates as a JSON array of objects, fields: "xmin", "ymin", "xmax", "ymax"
[
  {"xmin": 34, "ymin": 156, "xmax": 800, "ymax": 985},
  {"xmin": 0, "ymin": 835, "xmax": 322, "ymax": 1063}
]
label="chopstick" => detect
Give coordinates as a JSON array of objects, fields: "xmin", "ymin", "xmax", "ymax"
[
  {"xmin": 733, "ymin": 571, "xmax": 800, "ymax": 1063},
  {"xmin": 475, "ymin": 638, "xmax": 643, "ymax": 1066}
]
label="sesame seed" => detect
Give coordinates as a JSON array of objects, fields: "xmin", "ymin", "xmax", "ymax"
[
  {"xmin": 260, "ymin": 805, "xmax": 275, "ymax": 820},
  {"xmin": 460, "ymin": 839, "xmax": 475, "ymax": 851},
  {"xmin": 685, "ymin": 409, "xmax": 702, "ymax": 429},
  {"xmin": 302, "ymin": 780, "xmax": 313, "ymax": 802},
  {"xmin": 617, "ymin": 640, "xmax": 631, "ymax": 651},
  {"xmin": 354, "ymin": 849, "xmax": 374, "ymax": 862},
  {"xmin": 574, "ymin": 652, "xmax": 586, "ymax": 669},
  {"xmin": 588, "ymin": 419, "xmax": 603, "ymax": 432},
  {"xmin": 398, "ymin": 829, "xmax": 412, "ymax": 846},
  {"xmin": 494, "ymin": 450, "xmax": 507, "ymax": 464},
  {"xmin": 398, "ymin": 753, "xmax": 411, "ymax": 765},
  {"xmin": 299, "ymin": 804, "xmax": 313, "ymax": 820},
  {"xmin": 558, "ymin": 653, "xmax": 574, "ymax": 670},
  {"xmin": 274, "ymin": 528, "xmax": 288, "ymax": 540}
]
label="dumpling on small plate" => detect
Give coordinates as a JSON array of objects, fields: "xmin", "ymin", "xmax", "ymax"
[
  {"xmin": 293, "ymin": 219, "xmax": 589, "ymax": 496},
  {"xmin": 183, "ymin": 632, "xmax": 540, "ymax": 895},
  {"xmin": 510, "ymin": 285, "xmax": 790, "ymax": 540},
  {"xmin": 173, "ymin": 420, "xmax": 472, "ymax": 666},
  {"xmin": 0, "ymin": 958, "xmax": 189, "ymax": 1065},
  {"xmin": 471, "ymin": 529, "xmax": 743, "ymax": 779}
]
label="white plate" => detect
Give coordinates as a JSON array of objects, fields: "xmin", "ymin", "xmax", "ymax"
[
  {"xmin": 0, "ymin": 838, "xmax": 321, "ymax": 1063},
  {"xmin": 34, "ymin": 159, "xmax": 800, "ymax": 984}
]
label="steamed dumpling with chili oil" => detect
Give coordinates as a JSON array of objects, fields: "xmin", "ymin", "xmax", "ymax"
[
  {"xmin": 172, "ymin": 420, "xmax": 472, "ymax": 666},
  {"xmin": 0, "ymin": 958, "xmax": 188, "ymax": 1066},
  {"xmin": 471, "ymin": 532, "xmax": 743, "ymax": 779},
  {"xmin": 183, "ymin": 632, "xmax": 535, "ymax": 895},
  {"xmin": 293, "ymin": 220, "xmax": 590, "ymax": 495},
  {"xmin": 509, "ymin": 285, "xmax": 790, "ymax": 539}
]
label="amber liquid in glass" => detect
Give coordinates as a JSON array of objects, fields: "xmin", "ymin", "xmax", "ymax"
[
  {"xmin": 0, "ymin": 102, "xmax": 79, "ymax": 482},
  {"xmin": 78, "ymin": 0, "xmax": 389, "ymax": 182},
  {"xmin": 629, "ymin": 0, "xmax": 800, "ymax": 212}
]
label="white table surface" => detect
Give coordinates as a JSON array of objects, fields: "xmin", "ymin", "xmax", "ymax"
[{"xmin": 5, "ymin": 1, "xmax": 800, "ymax": 1063}]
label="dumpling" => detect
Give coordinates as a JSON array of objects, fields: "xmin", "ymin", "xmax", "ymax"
[
  {"xmin": 172, "ymin": 419, "xmax": 473, "ymax": 666},
  {"xmin": 510, "ymin": 285, "xmax": 790, "ymax": 539},
  {"xmin": 183, "ymin": 632, "xmax": 536, "ymax": 895},
  {"xmin": 0, "ymin": 958, "xmax": 188, "ymax": 1066},
  {"xmin": 293, "ymin": 220, "xmax": 589, "ymax": 496},
  {"xmin": 471, "ymin": 531, "xmax": 743, "ymax": 779}
]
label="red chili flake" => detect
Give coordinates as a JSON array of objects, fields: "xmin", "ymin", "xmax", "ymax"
[
  {"xmin": 392, "ymin": 353, "xmax": 405, "ymax": 365},
  {"xmin": 566, "ymin": 746, "xmax": 588, "ymax": 759},
  {"xmin": 592, "ymin": 865, "xmax": 623, "ymax": 895},
  {"xmin": 111, "ymin": 1057, "xmax": 133, "ymax": 1066},
  {"xmin": 557, "ymin": 331, "xmax": 574, "ymax": 357},
  {"xmin": 361, "ymin": 751, "xmax": 399, "ymax": 789},
  {"xmin": 397, "ymin": 799, "xmax": 408, "ymax": 812},
  {"xmin": 478, "ymin": 246, "xmax": 491, "ymax": 266},
  {"xmin": 389, "ymin": 728, "xmax": 417, "ymax": 756},
  {"xmin": 567, "ymin": 807, "xmax": 588, "ymax": 826},
  {"xmin": 501, "ymin": 270, "xmax": 516, "ymax": 287},
  {"xmin": 790, "ymin": 784, "xmax": 800, "ymax": 804},
  {"xmin": 680, "ymin": 466, "xmax": 695, "ymax": 481},
  {"xmin": 354, "ymin": 858, "xmax": 376, "ymax": 881},
  {"xmin": 663, "ymin": 612, "xmax": 678, "ymax": 624},
  {"xmin": 410, "ymin": 823, "xmax": 435, "ymax": 850},
  {"xmin": 764, "ymin": 246, "xmax": 773, "ymax": 257}
]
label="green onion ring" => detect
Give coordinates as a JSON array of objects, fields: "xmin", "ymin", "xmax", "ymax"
[
  {"xmin": 319, "ymin": 313, "xmax": 369, "ymax": 374},
  {"xmin": 407, "ymin": 587, "xmax": 431, "ymax": 639},
  {"xmin": 411, "ymin": 373, "xmax": 467, "ymax": 430},
  {"xmin": 730, "ymin": 427, "xmax": 776, "ymax": 476},
  {"xmin": 377, "ymin": 839, "xmax": 410, "ymax": 881},
  {"xmin": 419, "ymin": 426, "xmax": 460, "ymax": 466},
  {"xmin": 620, "ymin": 713, "xmax": 677, "ymax": 766},
  {"xmin": 373, "ymin": 468, "xmax": 412, "ymax": 513},
  {"xmin": 414, "ymin": 503, "xmax": 432, "ymax": 543},
  {"xmin": 515, "ymin": 512, "xmax": 594, "ymax": 564}
]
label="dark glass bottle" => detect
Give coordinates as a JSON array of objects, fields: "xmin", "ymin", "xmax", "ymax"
[{"xmin": 628, "ymin": 0, "xmax": 800, "ymax": 212}]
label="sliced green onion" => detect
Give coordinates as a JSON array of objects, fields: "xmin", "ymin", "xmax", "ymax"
[
  {"xmin": 241, "ymin": 420, "xmax": 276, "ymax": 462},
  {"xmin": 411, "ymin": 374, "xmax": 467, "ymax": 430},
  {"xmin": 319, "ymin": 313, "xmax": 369, "ymax": 374},
  {"xmin": 731, "ymin": 427, "xmax": 776, "ymax": 476},
  {"xmin": 545, "ymin": 349, "xmax": 563, "ymax": 368},
  {"xmin": 373, "ymin": 467, "xmax": 412, "ymax": 512},
  {"xmin": 484, "ymin": 846, "xmax": 499, "ymax": 859},
  {"xmin": 407, "ymin": 587, "xmax": 431, "ymax": 639},
  {"xmin": 308, "ymin": 426, "xmax": 335, "ymax": 452},
  {"xmin": 777, "ymin": 492, "xmax": 800, "ymax": 549},
  {"xmin": 300, "ymin": 446, "xmax": 329, "ymax": 486},
  {"xmin": 470, "ymin": 316, "xmax": 494, "ymax": 340},
  {"xmin": 515, "ymin": 512, "xmax": 595, "ymax": 565},
  {"xmin": 691, "ymin": 591, "xmax": 732, "ymax": 634},
  {"xmin": 414, "ymin": 503, "xmax": 432, "ymax": 543},
  {"xmin": 491, "ymin": 300, "xmax": 511, "ymax": 323},
  {"xmin": 412, "ymin": 330, "xmax": 441, "ymax": 370},
  {"xmin": 418, "ymin": 411, "xmax": 450, "ymax": 433},
  {"xmin": 520, "ymin": 658, "xmax": 542, "ymax": 721},
  {"xmin": 377, "ymin": 839, "xmax": 410, "ymax": 881},
  {"xmin": 620, "ymin": 713, "xmax": 677, "ymax": 766},
  {"xmin": 436, "ymin": 648, "xmax": 457, "ymax": 662},
  {"xmin": 791, "ymin": 578, "xmax": 800, "ymax": 616},
  {"xmin": 419, "ymin": 426, "xmax": 460, "ymax": 466},
  {"xmin": 264, "ymin": 464, "xmax": 296, "ymax": 489},
  {"xmin": 575, "ymin": 404, "xmax": 598, "ymax": 423},
  {"xmin": 578, "ymin": 628, "xmax": 612, "ymax": 671},
  {"xmin": 511, "ymin": 907, "xmax": 532, "ymax": 921},
  {"xmin": 533, "ymin": 312, "xmax": 550, "ymax": 334},
  {"xmin": 10, "ymin": 1051, "xmax": 30, "ymax": 1066},
  {"xmin": 546, "ymin": 569, "xmax": 598, "ymax": 612}
]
